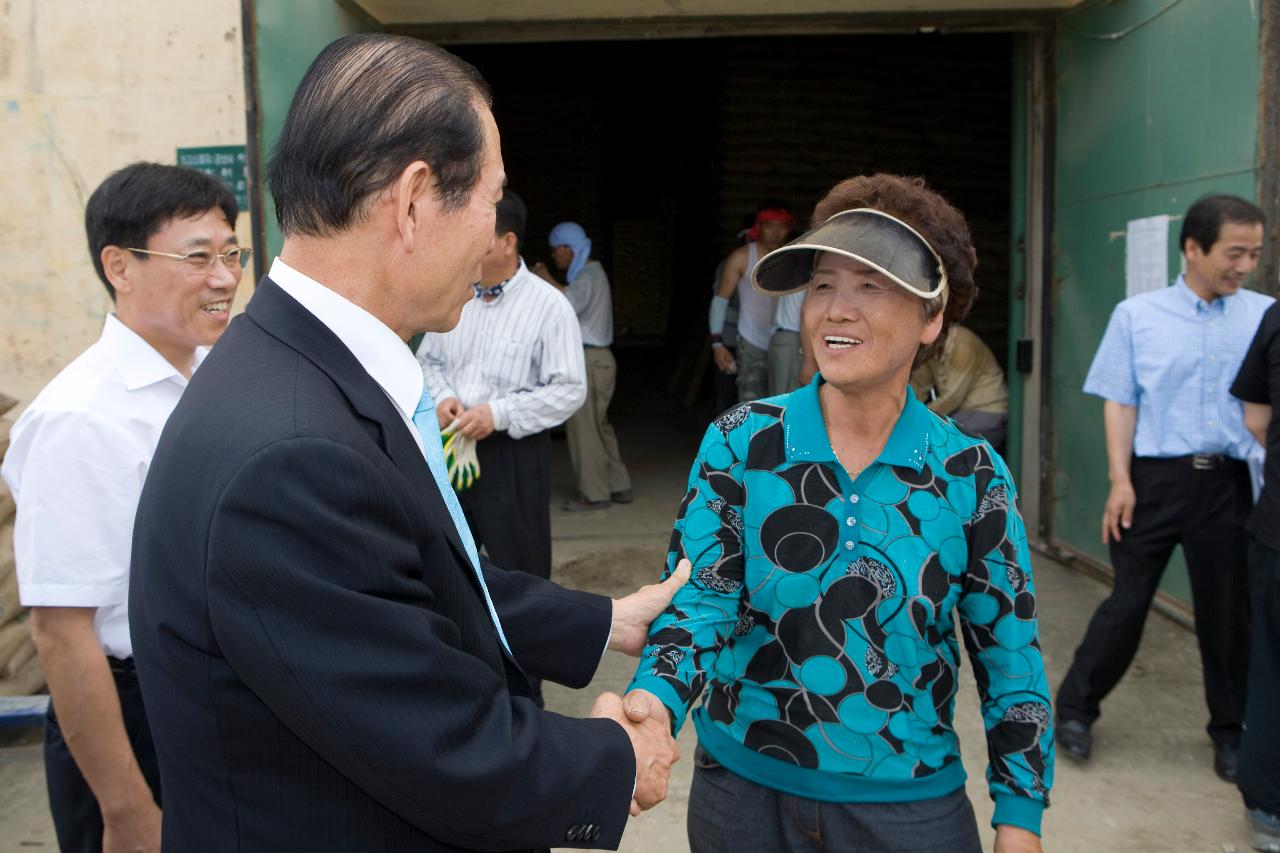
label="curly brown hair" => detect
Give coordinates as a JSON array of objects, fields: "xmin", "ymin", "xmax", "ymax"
[{"xmin": 811, "ymin": 174, "xmax": 978, "ymax": 363}]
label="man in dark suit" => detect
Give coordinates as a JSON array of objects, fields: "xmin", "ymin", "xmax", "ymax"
[{"xmin": 129, "ymin": 34, "xmax": 682, "ymax": 851}]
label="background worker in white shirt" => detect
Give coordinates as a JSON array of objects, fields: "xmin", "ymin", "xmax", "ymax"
[
  {"xmin": 1, "ymin": 162, "xmax": 245, "ymax": 853},
  {"xmin": 709, "ymin": 201, "xmax": 796, "ymax": 402},
  {"xmin": 533, "ymin": 222, "xmax": 632, "ymax": 512},
  {"xmin": 418, "ymin": 190, "xmax": 586, "ymax": 704}
]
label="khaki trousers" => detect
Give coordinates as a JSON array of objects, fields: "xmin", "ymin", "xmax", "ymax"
[
  {"xmin": 766, "ymin": 330, "xmax": 802, "ymax": 397},
  {"xmin": 567, "ymin": 346, "xmax": 631, "ymax": 502}
]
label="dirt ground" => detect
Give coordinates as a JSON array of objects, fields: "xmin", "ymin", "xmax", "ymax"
[{"xmin": 0, "ymin": 411, "xmax": 1261, "ymax": 852}]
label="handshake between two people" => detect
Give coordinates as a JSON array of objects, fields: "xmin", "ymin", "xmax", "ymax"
[{"xmin": 592, "ymin": 558, "xmax": 693, "ymax": 817}]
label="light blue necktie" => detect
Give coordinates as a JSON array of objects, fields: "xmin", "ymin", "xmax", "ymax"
[{"xmin": 412, "ymin": 388, "xmax": 512, "ymax": 655}]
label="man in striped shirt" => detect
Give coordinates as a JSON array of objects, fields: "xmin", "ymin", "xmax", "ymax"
[{"xmin": 418, "ymin": 190, "xmax": 587, "ymax": 705}]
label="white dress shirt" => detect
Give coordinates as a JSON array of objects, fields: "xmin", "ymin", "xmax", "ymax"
[
  {"xmin": 417, "ymin": 260, "xmax": 586, "ymax": 439},
  {"xmin": 2, "ymin": 315, "xmax": 205, "ymax": 658}
]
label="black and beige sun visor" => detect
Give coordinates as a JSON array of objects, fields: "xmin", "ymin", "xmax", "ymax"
[{"xmin": 751, "ymin": 208, "xmax": 948, "ymax": 300}]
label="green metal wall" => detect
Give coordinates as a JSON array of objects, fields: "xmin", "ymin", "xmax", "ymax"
[
  {"xmin": 1050, "ymin": 0, "xmax": 1262, "ymax": 602},
  {"xmin": 253, "ymin": 1, "xmax": 376, "ymax": 259}
]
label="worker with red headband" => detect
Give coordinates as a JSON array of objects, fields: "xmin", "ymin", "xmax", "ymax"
[{"xmin": 709, "ymin": 202, "xmax": 796, "ymax": 402}]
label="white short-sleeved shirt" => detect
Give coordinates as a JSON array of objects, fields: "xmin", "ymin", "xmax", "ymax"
[{"xmin": 1, "ymin": 314, "xmax": 202, "ymax": 658}]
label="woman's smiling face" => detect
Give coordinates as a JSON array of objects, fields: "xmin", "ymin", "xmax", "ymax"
[{"xmin": 802, "ymin": 251, "xmax": 942, "ymax": 393}]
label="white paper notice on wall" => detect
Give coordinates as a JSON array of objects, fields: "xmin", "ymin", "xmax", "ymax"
[{"xmin": 1125, "ymin": 214, "xmax": 1171, "ymax": 297}]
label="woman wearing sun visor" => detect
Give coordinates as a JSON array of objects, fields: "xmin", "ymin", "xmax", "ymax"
[{"xmin": 625, "ymin": 174, "xmax": 1053, "ymax": 853}]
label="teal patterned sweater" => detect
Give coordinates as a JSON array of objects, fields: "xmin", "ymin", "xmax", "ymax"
[{"xmin": 627, "ymin": 377, "xmax": 1054, "ymax": 834}]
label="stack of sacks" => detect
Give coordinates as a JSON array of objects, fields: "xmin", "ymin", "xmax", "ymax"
[{"xmin": 0, "ymin": 391, "xmax": 44, "ymax": 696}]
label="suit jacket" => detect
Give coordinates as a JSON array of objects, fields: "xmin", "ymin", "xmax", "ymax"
[{"xmin": 129, "ymin": 279, "xmax": 634, "ymax": 852}]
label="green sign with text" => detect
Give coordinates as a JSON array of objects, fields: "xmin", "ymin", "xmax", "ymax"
[{"xmin": 176, "ymin": 145, "xmax": 248, "ymax": 210}]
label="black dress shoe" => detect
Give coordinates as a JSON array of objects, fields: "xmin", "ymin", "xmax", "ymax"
[
  {"xmin": 610, "ymin": 489, "xmax": 633, "ymax": 504},
  {"xmin": 1214, "ymin": 743, "xmax": 1239, "ymax": 783},
  {"xmin": 1056, "ymin": 719, "xmax": 1093, "ymax": 760}
]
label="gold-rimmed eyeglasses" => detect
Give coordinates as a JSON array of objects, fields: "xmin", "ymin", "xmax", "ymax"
[{"xmin": 126, "ymin": 246, "xmax": 253, "ymax": 271}]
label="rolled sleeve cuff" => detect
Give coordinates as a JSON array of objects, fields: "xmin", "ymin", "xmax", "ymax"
[
  {"xmin": 627, "ymin": 672, "xmax": 690, "ymax": 735},
  {"xmin": 488, "ymin": 399, "xmax": 510, "ymax": 433},
  {"xmin": 18, "ymin": 579, "xmax": 126, "ymax": 608},
  {"xmin": 992, "ymin": 794, "xmax": 1045, "ymax": 836}
]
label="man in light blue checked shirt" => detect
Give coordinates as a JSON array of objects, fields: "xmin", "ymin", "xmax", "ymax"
[{"xmin": 1056, "ymin": 195, "xmax": 1272, "ymax": 785}]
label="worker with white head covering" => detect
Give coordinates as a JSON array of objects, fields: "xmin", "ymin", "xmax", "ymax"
[{"xmin": 533, "ymin": 221, "xmax": 633, "ymax": 512}]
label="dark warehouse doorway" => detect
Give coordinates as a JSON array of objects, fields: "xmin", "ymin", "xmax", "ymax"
[{"xmin": 450, "ymin": 33, "xmax": 1015, "ymax": 421}]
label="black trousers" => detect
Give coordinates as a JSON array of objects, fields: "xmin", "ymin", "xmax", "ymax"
[
  {"xmin": 45, "ymin": 657, "xmax": 161, "ymax": 853},
  {"xmin": 1057, "ymin": 456, "xmax": 1252, "ymax": 746},
  {"xmin": 459, "ymin": 429, "xmax": 553, "ymax": 705},
  {"xmin": 1240, "ymin": 537, "xmax": 1280, "ymax": 815}
]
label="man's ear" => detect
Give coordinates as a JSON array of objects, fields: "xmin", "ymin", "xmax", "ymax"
[
  {"xmin": 100, "ymin": 246, "xmax": 132, "ymax": 298},
  {"xmin": 394, "ymin": 161, "xmax": 435, "ymax": 251},
  {"xmin": 1183, "ymin": 236, "xmax": 1206, "ymax": 262}
]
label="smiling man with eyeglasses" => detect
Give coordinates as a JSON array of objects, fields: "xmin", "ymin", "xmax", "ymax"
[{"xmin": 1, "ymin": 161, "xmax": 244, "ymax": 852}]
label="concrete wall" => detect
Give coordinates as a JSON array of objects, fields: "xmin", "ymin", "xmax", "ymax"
[
  {"xmin": 0, "ymin": 0, "xmax": 249, "ymax": 405},
  {"xmin": 1049, "ymin": 0, "xmax": 1264, "ymax": 603}
]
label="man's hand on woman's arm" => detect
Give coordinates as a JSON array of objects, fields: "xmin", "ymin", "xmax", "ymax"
[{"xmin": 608, "ymin": 559, "xmax": 692, "ymax": 656}]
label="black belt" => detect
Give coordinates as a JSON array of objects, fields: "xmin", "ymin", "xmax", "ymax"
[
  {"xmin": 583, "ymin": 344, "xmax": 609, "ymax": 350},
  {"xmin": 1139, "ymin": 454, "xmax": 1246, "ymax": 471}
]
